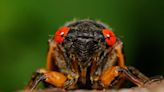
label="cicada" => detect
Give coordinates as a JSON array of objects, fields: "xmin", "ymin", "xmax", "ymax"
[{"xmin": 25, "ymin": 19, "xmax": 160, "ymax": 91}]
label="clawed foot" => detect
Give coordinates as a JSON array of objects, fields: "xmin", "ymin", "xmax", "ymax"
[
  {"xmin": 64, "ymin": 72, "xmax": 79, "ymax": 89},
  {"xmin": 143, "ymin": 76, "xmax": 163, "ymax": 87}
]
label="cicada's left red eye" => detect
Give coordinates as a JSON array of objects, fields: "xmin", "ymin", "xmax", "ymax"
[
  {"xmin": 54, "ymin": 27, "xmax": 70, "ymax": 43},
  {"xmin": 102, "ymin": 29, "xmax": 116, "ymax": 46}
]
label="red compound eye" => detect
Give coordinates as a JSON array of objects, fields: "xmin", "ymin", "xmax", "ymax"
[
  {"xmin": 102, "ymin": 29, "xmax": 116, "ymax": 46},
  {"xmin": 54, "ymin": 27, "xmax": 70, "ymax": 43}
]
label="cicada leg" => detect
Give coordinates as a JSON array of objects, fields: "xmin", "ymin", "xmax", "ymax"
[
  {"xmin": 127, "ymin": 66, "xmax": 149, "ymax": 82},
  {"xmin": 128, "ymin": 66, "xmax": 163, "ymax": 86},
  {"xmin": 100, "ymin": 66, "xmax": 145, "ymax": 88},
  {"xmin": 25, "ymin": 68, "xmax": 67, "ymax": 91}
]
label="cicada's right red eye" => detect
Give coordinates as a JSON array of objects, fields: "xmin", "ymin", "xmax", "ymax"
[{"xmin": 54, "ymin": 27, "xmax": 70, "ymax": 43}]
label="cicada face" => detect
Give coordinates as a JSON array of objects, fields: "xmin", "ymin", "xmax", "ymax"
[{"xmin": 54, "ymin": 20, "xmax": 116, "ymax": 68}]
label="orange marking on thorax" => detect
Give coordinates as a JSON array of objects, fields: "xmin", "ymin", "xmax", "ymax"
[
  {"xmin": 115, "ymin": 43, "xmax": 126, "ymax": 68},
  {"xmin": 47, "ymin": 42, "xmax": 56, "ymax": 70},
  {"xmin": 81, "ymin": 68, "xmax": 87, "ymax": 78}
]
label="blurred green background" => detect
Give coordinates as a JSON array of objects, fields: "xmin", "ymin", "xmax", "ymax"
[{"xmin": 0, "ymin": 0, "xmax": 164, "ymax": 91}]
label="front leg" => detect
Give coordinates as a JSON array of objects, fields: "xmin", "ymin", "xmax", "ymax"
[
  {"xmin": 25, "ymin": 68, "xmax": 67, "ymax": 91},
  {"xmin": 100, "ymin": 66, "xmax": 145, "ymax": 88}
]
